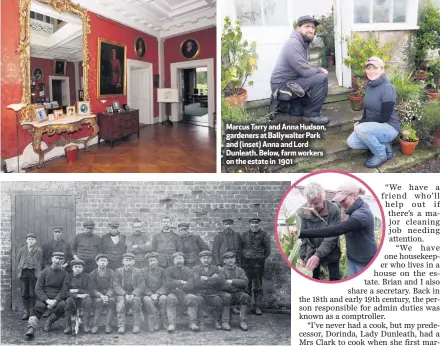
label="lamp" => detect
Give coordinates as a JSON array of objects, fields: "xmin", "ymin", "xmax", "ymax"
[
  {"xmin": 157, "ymin": 88, "xmax": 179, "ymax": 126},
  {"xmin": 7, "ymin": 103, "xmax": 26, "ymax": 173}
]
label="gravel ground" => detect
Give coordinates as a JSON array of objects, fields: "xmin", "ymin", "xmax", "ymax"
[
  {"xmin": 1, "ymin": 310, "xmax": 290, "ymax": 345},
  {"xmin": 404, "ymin": 155, "xmax": 440, "ymax": 172}
]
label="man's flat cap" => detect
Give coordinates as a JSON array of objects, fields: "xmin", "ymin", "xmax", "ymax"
[
  {"xmin": 83, "ymin": 220, "xmax": 95, "ymax": 227},
  {"xmin": 52, "ymin": 252, "xmax": 65, "ymax": 258},
  {"xmin": 26, "ymin": 233, "xmax": 37, "ymax": 239},
  {"xmin": 109, "ymin": 221, "xmax": 119, "ymax": 227},
  {"xmin": 122, "ymin": 253, "xmax": 135, "ymax": 260},
  {"xmin": 52, "ymin": 226, "xmax": 63, "ymax": 232},
  {"xmin": 222, "ymin": 218, "xmax": 234, "ymax": 224},
  {"xmin": 297, "ymin": 15, "xmax": 320, "ymax": 27},
  {"xmin": 249, "ymin": 218, "xmax": 261, "ymax": 223},
  {"xmin": 177, "ymin": 223, "xmax": 189, "ymax": 228},
  {"xmin": 199, "ymin": 250, "xmax": 212, "ymax": 257},
  {"xmin": 95, "ymin": 254, "xmax": 108, "ymax": 262},
  {"xmin": 71, "ymin": 259, "xmax": 85, "ymax": 267},
  {"xmin": 223, "ymin": 251, "xmax": 236, "ymax": 259},
  {"xmin": 172, "ymin": 252, "xmax": 185, "ymax": 261},
  {"xmin": 145, "ymin": 252, "xmax": 159, "ymax": 259}
]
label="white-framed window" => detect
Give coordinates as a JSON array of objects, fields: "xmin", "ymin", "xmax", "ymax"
[
  {"xmin": 234, "ymin": 0, "xmax": 289, "ymax": 27},
  {"xmin": 352, "ymin": 0, "xmax": 419, "ymax": 31}
]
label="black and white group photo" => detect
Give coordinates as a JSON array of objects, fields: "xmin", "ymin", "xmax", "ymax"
[{"xmin": 0, "ymin": 181, "xmax": 291, "ymax": 345}]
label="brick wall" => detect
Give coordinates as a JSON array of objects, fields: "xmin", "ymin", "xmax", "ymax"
[{"xmin": 1, "ymin": 181, "xmax": 291, "ymax": 311}]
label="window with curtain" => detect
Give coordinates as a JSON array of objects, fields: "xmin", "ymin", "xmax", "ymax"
[
  {"xmin": 234, "ymin": 0, "xmax": 288, "ymax": 26},
  {"xmin": 354, "ymin": 0, "xmax": 408, "ymax": 24}
]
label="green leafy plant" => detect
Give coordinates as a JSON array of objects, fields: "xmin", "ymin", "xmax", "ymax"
[
  {"xmin": 353, "ymin": 77, "xmax": 366, "ymax": 97},
  {"xmin": 416, "ymin": 100, "xmax": 440, "ymax": 140},
  {"xmin": 315, "ymin": 8, "xmax": 335, "ymax": 36},
  {"xmin": 428, "ymin": 59, "xmax": 440, "ymax": 78},
  {"xmin": 425, "ymin": 71, "xmax": 439, "ymax": 90},
  {"xmin": 415, "ymin": 0, "xmax": 440, "ymax": 67},
  {"xmin": 343, "ymin": 33, "xmax": 393, "ymax": 77},
  {"xmin": 400, "ymin": 123, "xmax": 419, "ymax": 142},
  {"xmin": 390, "ymin": 71, "xmax": 426, "ymax": 101},
  {"xmin": 221, "ymin": 17, "xmax": 258, "ymax": 97}
]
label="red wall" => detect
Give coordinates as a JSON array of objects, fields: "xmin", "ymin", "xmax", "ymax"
[
  {"xmin": 30, "ymin": 57, "xmax": 76, "ymax": 105},
  {"xmin": 1, "ymin": 5, "xmax": 159, "ymax": 160},
  {"xmin": 164, "ymin": 27, "xmax": 216, "ymax": 108}
]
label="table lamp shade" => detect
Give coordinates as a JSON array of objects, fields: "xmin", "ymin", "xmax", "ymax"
[{"xmin": 157, "ymin": 88, "xmax": 179, "ymax": 103}]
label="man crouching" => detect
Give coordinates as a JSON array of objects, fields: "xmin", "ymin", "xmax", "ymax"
[{"xmin": 63, "ymin": 258, "xmax": 93, "ymax": 335}]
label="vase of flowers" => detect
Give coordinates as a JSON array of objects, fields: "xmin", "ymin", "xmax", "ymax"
[{"xmin": 399, "ymin": 123, "xmax": 419, "ymax": 155}]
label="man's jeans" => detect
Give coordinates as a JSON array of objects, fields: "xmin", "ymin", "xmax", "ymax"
[
  {"xmin": 347, "ymin": 122, "xmax": 398, "ymax": 157},
  {"xmin": 347, "ymin": 259, "xmax": 367, "ymax": 277}
]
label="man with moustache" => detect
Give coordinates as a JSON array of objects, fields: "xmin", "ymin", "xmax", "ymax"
[
  {"xmin": 113, "ymin": 253, "xmax": 145, "ymax": 334},
  {"xmin": 151, "ymin": 216, "xmax": 183, "ymax": 268},
  {"xmin": 102, "ymin": 221, "xmax": 127, "ymax": 270},
  {"xmin": 63, "ymin": 259, "xmax": 93, "ymax": 335},
  {"xmin": 212, "ymin": 219, "xmax": 242, "ymax": 268},
  {"xmin": 164, "ymin": 252, "xmax": 199, "ymax": 332},
  {"xmin": 270, "ymin": 15, "xmax": 329, "ymax": 125},
  {"xmin": 193, "ymin": 250, "xmax": 231, "ymax": 331},
  {"xmin": 72, "ymin": 220, "xmax": 102, "ymax": 273},
  {"xmin": 89, "ymin": 254, "xmax": 116, "ymax": 334},
  {"xmin": 240, "ymin": 218, "xmax": 271, "ymax": 316},
  {"xmin": 25, "ymin": 252, "xmax": 68, "ymax": 339},
  {"xmin": 179, "ymin": 223, "xmax": 209, "ymax": 268},
  {"xmin": 142, "ymin": 252, "xmax": 168, "ymax": 332},
  {"xmin": 219, "ymin": 252, "xmax": 250, "ymax": 331},
  {"xmin": 41, "ymin": 226, "xmax": 72, "ymax": 270},
  {"xmin": 127, "ymin": 218, "xmax": 151, "ymax": 269}
]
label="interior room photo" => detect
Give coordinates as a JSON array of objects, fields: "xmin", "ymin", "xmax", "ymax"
[{"xmin": 1, "ymin": 0, "xmax": 217, "ymax": 173}]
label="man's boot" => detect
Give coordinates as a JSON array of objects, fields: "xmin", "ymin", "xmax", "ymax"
[
  {"xmin": 197, "ymin": 308, "xmax": 205, "ymax": 331},
  {"xmin": 21, "ymin": 298, "xmax": 30, "ymax": 320},
  {"xmin": 132, "ymin": 312, "xmax": 141, "ymax": 334},
  {"xmin": 26, "ymin": 316, "xmax": 38, "ymax": 338},
  {"xmin": 254, "ymin": 290, "xmax": 263, "ymax": 315},
  {"xmin": 239, "ymin": 304, "xmax": 248, "ymax": 331},
  {"xmin": 166, "ymin": 305, "xmax": 176, "ymax": 333},
  {"xmin": 117, "ymin": 313, "xmax": 126, "ymax": 334},
  {"xmin": 83, "ymin": 311, "xmax": 91, "ymax": 333},
  {"xmin": 64, "ymin": 312, "xmax": 73, "ymax": 334},
  {"xmin": 221, "ymin": 306, "xmax": 231, "ymax": 331},
  {"xmin": 105, "ymin": 308, "xmax": 114, "ymax": 334},
  {"xmin": 187, "ymin": 306, "xmax": 199, "ymax": 332},
  {"xmin": 147, "ymin": 315, "xmax": 155, "ymax": 333},
  {"xmin": 43, "ymin": 313, "xmax": 57, "ymax": 332},
  {"xmin": 90, "ymin": 305, "xmax": 101, "ymax": 334}
]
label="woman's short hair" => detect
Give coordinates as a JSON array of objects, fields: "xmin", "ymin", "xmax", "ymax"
[{"xmin": 303, "ymin": 182, "xmax": 325, "ymax": 202}]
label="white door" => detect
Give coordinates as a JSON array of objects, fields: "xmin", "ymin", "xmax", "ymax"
[{"xmin": 130, "ymin": 68, "xmax": 150, "ymax": 124}]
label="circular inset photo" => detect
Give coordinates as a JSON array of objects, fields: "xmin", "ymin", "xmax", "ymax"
[
  {"xmin": 275, "ymin": 171, "xmax": 385, "ymax": 283},
  {"xmin": 180, "ymin": 38, "xmax": 200, "ymax": 59}
]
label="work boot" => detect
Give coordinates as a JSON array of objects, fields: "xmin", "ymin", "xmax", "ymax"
[
  {"xmin": 167, "ymin": 324, "xmax": 175, "ymax": 333},
  {"xmin": 187, "ymin": 306, "xmax": 199, "ymax": 332},
  {"xmin": 118, "ymin": 326, "xmax": 125, "ymax": 334},
  {"xmin": 83, "ymin": 312, "xmax": 91, "ymax": 333},
  {"xmin": 105, "ymin": 307, "xmax": 114, "ymax": 333},
  {"xmin": 26, "ymin": 316, "xmax": 38, "ymax": 339},
  {"xmin": 21, "ymin": 298, "xmax": 30, "ymax": 320},
  {"xmin": 64, "ymin": 313, "xmax": 73, "ymax": 334},
  {"xmin": 133, "ymin": 312, "xmax": 141, "ymax": 334},
  {"xmin": 197, "ymin": 309, "xmax": 205, "ymax": 331},
  {"xmin": 117, "ymin": 312, "xmax": 126, "ymax": 334},
  {"xmin": 364, "ymin": 154, "xmax": 387, "ymax": 168},
  {"xmin": 43, "ymin": 313, "xmax": 57, "ymax": 332},
  {"xmin": 147, "ymin": 315, "xmax": 155, "ymax": 333},
  {"xmin": 91, "ymin": 325, "xmax": 99, "ymax": 334},
  {"xmin": 166, "ymin": 304, "xmax": 176, "ymax": 333},
  {"xmin": 254, "ymin": 291, "xmax": 263, "ymax": 315},
  {"xmin": 222, "ymin": 321, "xmax": 231, "ymax": 330},
  {"xmin": 384, "ymin": 142, "xmax": 394, "ymax": 160},
  {"xmin": 305, "ymin": 115, "xmax": 329, "ymax": 125},
  {"xmin": 221, "ymin": 306, "xmax": 231, "ymax": 330},
  {"xmin": 133, "ymin": 325, "xmax": 140, "ymax": 334},
  {"xmin": 255, "ymin": 308, "xmax": 263, "ymax": 315},
  {"xmin": 214, "ymin": 320, "xmax": 222, "ymax": 330},
  {"xmin": 240, "ymin": 320, "xmax": 248, "ymax": 331}
]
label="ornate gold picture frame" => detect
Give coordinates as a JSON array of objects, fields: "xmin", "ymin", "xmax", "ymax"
[{"xmin": 180, "ymin": 38, "xmax": 200, "ymax": 59}]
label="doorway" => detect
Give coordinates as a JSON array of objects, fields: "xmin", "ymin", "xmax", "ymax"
[
  {"xmin": 182, "ymin": 67, "xmax": 208, "ymax": 126},
  {"xmin": 170, "ymin": 58, "xmax": 215, "ymax": 128},
  {"xmin": 49, "ymin": 76, "xmax": 70, "ymax": 106},
  {"xmin": 127, "ymin": 59, "xmax": 154, "ymax": 126}
]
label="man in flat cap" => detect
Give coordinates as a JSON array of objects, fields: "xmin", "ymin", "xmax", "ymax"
[
  {"xmin": 89, "ymin": 254, "xmax": 116, "ymax": 334},
  {"xmin": 102, "ymin": 221, "xmax": 127, "ymax": 271},
  {"xmin": 41, "ymin": 226, "xmax": 72, "ymax": 270},
  {"xmin": 151, "ymin": 216, "xmax": 183, "ymax": 268},
  {"xmin": 127, "ymin": 218, "xmax": 152, "ymax": 269},
  {"xmin": 72, "ymin": 220, "xmax": 102, "ymax": 273},
  {"xmin": 270, "ymin": 15, "xmax": 330, "ymax": 125},
  {"xmin": 212, "ymin": 219, "xmax": 242, "ymax": 268},
  {"xmin": 164, "ymin": 252, "xmax": 199, "ymax": 332},
  {"xmin": 63, "ymin": 258, "xmax": 93, "ymax": 335},
  {"xmin": 193, "ymin": 250, "xmax": 231, "ymax": 330},
  {"xmin": 142, "ymin": 252, "xmax": 168, "ymax": 332},
  {"xmin": 179, "ymin": 223, "xmax": 210, "ymax": 268},
  {"xmin": 17, "ymin": 233, "xmax": 43, "ymax": 320},
  {"xmin": 240, "ymin": 218, "xmax": 271, "ymax": 315},
  {"xmin": 220, "ymin": 252, "xmax": 250, "ymax": 331},
  {"xmin": 113, "ymin": 253, "xmax": 145, "ymax": 334},
  {"xmin": 25, "ymin": 252, "xmax": 68, "ymax": 339}
]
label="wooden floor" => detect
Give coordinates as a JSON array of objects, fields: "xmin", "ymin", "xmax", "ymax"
[{"xmin": 28, "ymin": 123, "xmax": 216, "ymax": 173}]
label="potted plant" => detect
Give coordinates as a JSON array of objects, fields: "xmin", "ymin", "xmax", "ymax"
[
  {"xmin": 399, "ymin": 123, "xmax": 419, "ymax": 155},
  {"xmin": 415, "ymin": 0, "xmax": 440, "ymax": 69},
  {"xmin": 416, "ymin": 100, "xmax": 440, "ymax": 148},
  {"xmin": 424, "ymin": 72, "xmax": 439, "ymax": 100},
  {"xmin": 221, "ymin": 17, "xmax": 258, "ymax": 108},
  {"xmin": 343, "ymin": 33, "xmax": 392, "ymax": 89},
  {"xmin": 413, "ymin": 69, "xmax": 428, "ymax": 80},
  {"xmin": 316, "ymin": 8, "xmax": 335, "ymax": 66},
  {"xmin": 348, "ymin": 77, "xmax": 366, "ymax": 111}
]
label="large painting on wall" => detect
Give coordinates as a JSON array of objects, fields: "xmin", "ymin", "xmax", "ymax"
[{"xmin": 97, "ymin": 38, "xmax": 127, "ymax": 98}]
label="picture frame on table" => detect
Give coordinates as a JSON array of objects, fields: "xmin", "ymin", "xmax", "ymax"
[
  {"xmin": 32, "ymin": 105, "xmax": 47, "ymax": 123},
  {"xmin": 66, "ymin": 106, "xmax": 75, "ymax": 117},
  {"xmin": 77, "ymin": 101, "xmax": 91, "ymax": 115},
  {"xmin": 53, "ymin": 109, "xmax": 64, "ymax": 119},
  {"xmin": 112, "ymin": 100, "xmax": 121, "ymax": 110}
]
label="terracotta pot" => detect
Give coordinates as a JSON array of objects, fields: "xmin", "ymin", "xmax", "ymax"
[
  {"xmin": 413, "ymin": 73, "xmax": 427, "ymax": 80},
  {"xmin": 425, "ymin": 89, "xmax": 440, "ymax": 101},
  {"xmin": 225, "ymin": 88, "xmax": 248, "ymax": 108},
  {"xmin": 434, "ymin": 127, "xmax": 440, "ymax": 149},
  {"xmin": 326, "ymin": 55, "xmax": 335, "ymax": 66},
  {"xmin": 399, "ymin": 136, "xmax": 419, "ymax": 155},
  {"xmin": 348, "ymin": 92, "xmax": 363, "ymax": 111}
]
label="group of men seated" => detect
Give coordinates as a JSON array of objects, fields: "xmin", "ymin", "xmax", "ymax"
[{"xmin": 17, "ymin": 216, "xmax": 271, "ymax": 339}]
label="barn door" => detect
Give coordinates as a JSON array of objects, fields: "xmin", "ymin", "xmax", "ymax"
[{"xmin": 11, "ymin": 195, "xmax": 76, "ymax": 311}]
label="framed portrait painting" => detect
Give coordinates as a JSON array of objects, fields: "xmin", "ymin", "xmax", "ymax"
[
  {"xmin": 32, "ymin": 67, "xmax": 43, "ymax": 80},
  {"xmin": 54, "ymin": 59, "xmax": 66, "ymax": 75},
  {"xmin": 180, "ymin": 38, "xmax": 200, "ymax": 59},
  {"xmin": 98, "ymin": 38, "xmax": 127, "ymax": 98},
  {"xmin": 134, "ymin": 36, "xmax": 146, "ymax": 58}
]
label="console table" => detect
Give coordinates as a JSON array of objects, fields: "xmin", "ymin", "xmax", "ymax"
[
  {"xmin": 97, "ymin": 109, "xmax": 139, "ymax": 148},
  {"xmin": 21, "ymin": 115, "xmax": 99, "ymax": 168}
]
